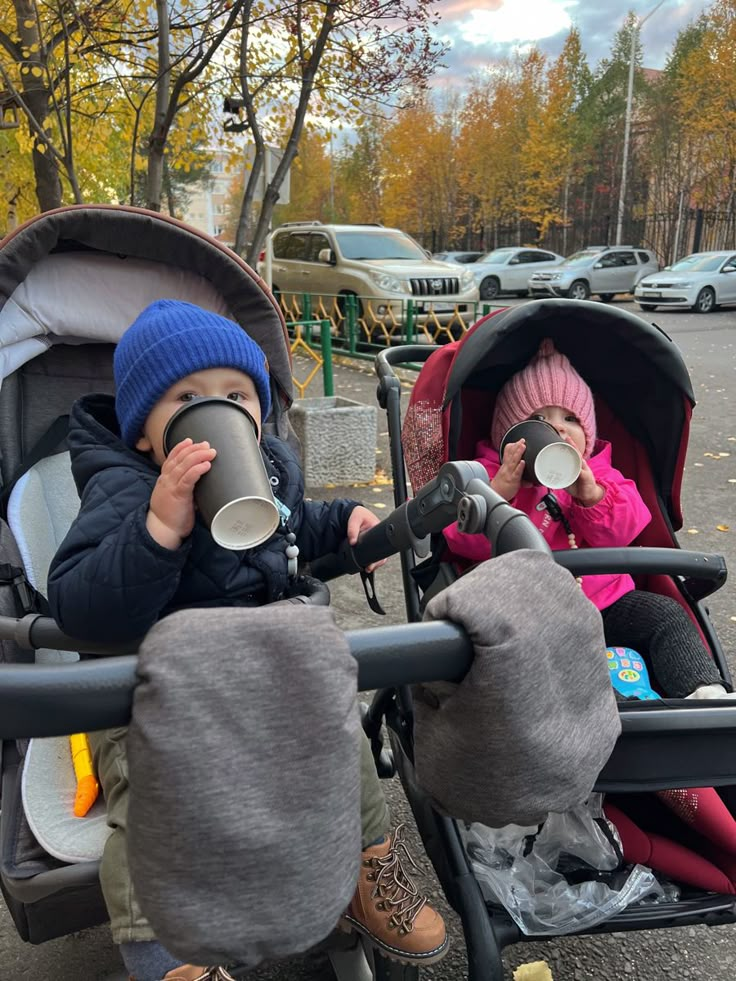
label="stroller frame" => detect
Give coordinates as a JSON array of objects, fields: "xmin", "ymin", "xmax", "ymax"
[
  {"xmin": 365, "ymin": 299, "xmax": 736, "ymax": 980},
  {"xmin": 0, "ymin": 204, "xmax": 456, "ymax": 981}
]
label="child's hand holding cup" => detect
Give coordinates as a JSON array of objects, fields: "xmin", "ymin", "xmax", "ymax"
[{"xmin": 499, "ymin": 420, "xmax": 582, "ymax": 494}]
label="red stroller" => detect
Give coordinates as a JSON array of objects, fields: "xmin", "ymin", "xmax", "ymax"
[{"xmin": 363, "ymin": 298, "xmax": 736, "ymax": 979}]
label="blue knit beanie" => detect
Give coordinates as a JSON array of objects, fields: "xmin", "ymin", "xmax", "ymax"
[{"xmin": 114, "ymin": 299, "xmax": 272, "ymax": 446}]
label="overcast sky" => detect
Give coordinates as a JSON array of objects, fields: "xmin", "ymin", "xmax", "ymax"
[{"xmin": 431, "ymin": 0, "xmax": 706, "ymax": 89}]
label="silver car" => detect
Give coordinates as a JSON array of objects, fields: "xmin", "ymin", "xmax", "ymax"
[
  {"xmin": 432, "ymin": 251, "xmax": 484, "ymax": 264},
  {"xmin": 469, "ymin": 247, "xmax": 564, "ymax": 301},
  {"xmin": 634, "ymin": 251, "xmax": 736, "ymax": 313},
  {"xmin": 528, "ymin": 246, "xmax": 659, "ymax": 301}
]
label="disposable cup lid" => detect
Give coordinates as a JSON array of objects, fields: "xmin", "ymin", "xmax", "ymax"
[
  {"xmin": 534, "ymin": 443, "xmax": 582, "ymax": 489},
  {"xmin": 210, "ymin": 496, "xmax": 280, "ymax": 550}
]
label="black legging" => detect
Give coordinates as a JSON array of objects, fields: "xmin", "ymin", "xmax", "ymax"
[{"xmin": 601, "ymin": 590, "xmax": 723, "ymax": 699}]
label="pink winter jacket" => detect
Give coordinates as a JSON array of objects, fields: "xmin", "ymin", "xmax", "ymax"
[{"xmin": 443, "ymin": 439, "xmax": 652, "ymax": 612}]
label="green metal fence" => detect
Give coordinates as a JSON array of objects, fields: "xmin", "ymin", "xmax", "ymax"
[
  {"xmin": 286, "ymin": 296, "xmax": 501, "ymax": 397},
  {"xmin": 281, "ymin": 291, "xmax": 498, "ymax": 357}
]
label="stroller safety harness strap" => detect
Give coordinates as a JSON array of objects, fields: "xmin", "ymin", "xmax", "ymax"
[{"xmin": 0, "ymin": 414, "xmax": 69, "ymax": 519}]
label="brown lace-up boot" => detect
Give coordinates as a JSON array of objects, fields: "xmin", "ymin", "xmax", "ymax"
[{"xmin": 340, "ymin": 824, "xmax": 449, "ymax": 965}]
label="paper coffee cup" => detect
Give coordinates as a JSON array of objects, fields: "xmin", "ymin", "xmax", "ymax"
[
  {"xmin": 163, "ymin": 398, "xmax": 280, "ymax": 550},
  {"xmin": 499, "ymin": 419, "xmax": 582, "ymax": 489}
]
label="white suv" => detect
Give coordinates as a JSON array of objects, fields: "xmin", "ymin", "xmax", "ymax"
[
  {"xmin": 528, "ymin": 246, "xmax": 659, "ymax": 301},
  {"xmin": 260, "ymin": 222, "xmax": 479, "ymax": 320}
]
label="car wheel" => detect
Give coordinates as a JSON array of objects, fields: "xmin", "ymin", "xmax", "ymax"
[
  {"xmin": 638, "ymin": 304, "xmax": 657, "ymax": 312},
  {"xmin": 599, "ymin": 293, "xmax": 615, "ymax": 303},
  {"xmin": 693, "ymin": 286, "xmax": 716, "ymax": 314},
  {"xmin": 479, "ymin": 276, "xmax": 500, "ymax": 301},
  {"xmin": 567, "ymin": 280, "xmax": 590, "ymax": 300}
]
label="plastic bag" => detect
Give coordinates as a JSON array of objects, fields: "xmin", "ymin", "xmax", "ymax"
[{"xmin": 461, "ymin": 795, "xmax": 663, "ymax": 935}]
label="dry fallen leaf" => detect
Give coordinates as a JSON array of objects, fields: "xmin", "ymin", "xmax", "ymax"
[
  {"xmin": 729, "ymin": 478, "xmax": 736, "ymax": 484},
  {"xmin": 687, "ymin": 528, "xmax": 700, "ymax": 534},
  {"xmin": 374, "ymin": 502, "xmax": 387, "ymax": 509},
  {"xmin": 514, "ymin": 964, "xmax": 554, "ymax": 981},
  {"xmin": 372, "ymin": 487, "xmax": 382, "ymax": 493},
  {"xmin": 717, "ymin": 524, "xmax": 730, "ymax": 532},
  {"xmin": 720, "ymin": 452, "xmax": 731, "ymax": 458},
  {"xmin": 694, "ymin": 463, "xmax": 704, "ymax": 467}
]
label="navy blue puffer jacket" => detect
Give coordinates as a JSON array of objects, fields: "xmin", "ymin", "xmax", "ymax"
[{"xmin": 47, "ymin": 394, "xmax": 360, "ymax": 642}]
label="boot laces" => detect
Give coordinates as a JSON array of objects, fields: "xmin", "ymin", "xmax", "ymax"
[{"xmin": 369, "ymin": 824, "xmax": 428, "ymax": 933}]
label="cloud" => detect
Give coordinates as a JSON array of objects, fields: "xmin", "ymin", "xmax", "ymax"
[
  {"xmin": 433, "ymin": 0, "xmax": 706, "ymax": 77},
  {"xmin": 451, "ymin": 0, "xmax": 577, "ymax": 47}
]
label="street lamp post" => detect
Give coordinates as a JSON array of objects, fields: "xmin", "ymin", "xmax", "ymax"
[{"xmin": 614, "ymin": 0, "xmax": 667, "ymax": 245}]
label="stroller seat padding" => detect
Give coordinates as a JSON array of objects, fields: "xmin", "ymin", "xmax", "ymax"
[
  {"xmin": 7, "ymin": 451, "xmax": 81, "ymax": 602},
  {"xmin": 8, "ymin": 451, "xmax": 109, "ymax": 863},
  {"xmin": 20, "ymin": 736, "xmax": 110, "ymax": 863}
]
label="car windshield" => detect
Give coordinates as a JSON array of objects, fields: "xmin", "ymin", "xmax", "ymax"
[
  {"xmin": 334, "ymin": 230, "xmax": 427, "ymax": 260},
  {"xmin": 669, "ymin": 254, "xmax": 727, "ymax": 273},
  {"xmin": 560, "ymin": 250, "xmax": 602, "ymax": 266},
  {"xmin": 478, "ymin": 249, "xmax": 516, "ymax": 264}
]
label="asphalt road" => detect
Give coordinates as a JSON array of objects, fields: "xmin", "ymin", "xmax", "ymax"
[{"xmin": 1, "ymin": 298, "xmax": 735, "ymax": 980}]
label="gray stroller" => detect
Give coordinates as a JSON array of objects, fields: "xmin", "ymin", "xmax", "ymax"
[
  {"xmin": 0, "ymin": 205, "xmax": 546, "ymax": 981},
  {"xmin": 0, "ymin": 204, "xmax": 392, "ymax": 980}
]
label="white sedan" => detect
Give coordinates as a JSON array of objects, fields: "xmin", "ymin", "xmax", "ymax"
[
  {"xmin": 469, "ymin": 247, "xmax": 564, "ymax": 301},
  {"xmin": 634, "ymin": 251, "xmax": 736, "ymax": 313}
]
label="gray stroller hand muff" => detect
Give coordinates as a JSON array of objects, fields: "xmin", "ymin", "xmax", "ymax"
[
  {"xmin": 127, "ymin": 603, "xmax": 361, "ymax": 969},
  {"xmin": 414, "ymin": 550, "xmax": 621, "ymax": 827}
]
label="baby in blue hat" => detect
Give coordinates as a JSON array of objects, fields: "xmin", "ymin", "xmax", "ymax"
[{"xmin": 48, "ymin": 299, "xmax": 448, "ymax": 980}]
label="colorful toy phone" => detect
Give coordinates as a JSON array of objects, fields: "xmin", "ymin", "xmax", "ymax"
[{"xmin": 606, "ymin": 647, "xmax": 661, "ymax": 700}]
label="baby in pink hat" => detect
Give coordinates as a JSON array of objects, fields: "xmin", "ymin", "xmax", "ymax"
[{"xmin": 444, "ymin": 337, "xmax": 734, "ymax": 701}]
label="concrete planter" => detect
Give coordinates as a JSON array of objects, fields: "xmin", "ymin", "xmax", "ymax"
[{"xmin": 290, "ymin": 396, "xmax": 377, "ymax": 486}]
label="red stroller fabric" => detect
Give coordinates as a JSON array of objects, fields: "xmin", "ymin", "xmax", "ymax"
[{"xmin": 603, "ymin": 788, "xmax": 736, "ymax": 895}]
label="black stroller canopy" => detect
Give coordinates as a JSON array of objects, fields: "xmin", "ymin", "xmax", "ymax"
[
  {"xmin": 0, "ymin": 204, "xmax": 292, "ymax": 406},
  {"xmin": 445, "ymin": 299, "xmax": 694, "ymax": 515}
]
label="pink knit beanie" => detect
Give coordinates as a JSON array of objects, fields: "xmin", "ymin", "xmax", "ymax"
[{"xmin": 491, "ymin": 339, "xmax": 597, "ymax": 458}]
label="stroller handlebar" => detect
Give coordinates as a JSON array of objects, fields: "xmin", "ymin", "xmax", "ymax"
[
  {"xmin": 2, "ymin": 610, "xmax": 733, "ymax": 741},
  {"xmin": 310, "ymin": 461, "xmax": 551, "ymax": 581},
  {"xmin": 0, "ymin": 619, "xmax": 474, "ymax": 739},
  {"xmin": 554, "ymin": 547, "xmax": 727, "ymax": 584},
  {"xmin": 375, "ymin": 346, "xmax": 437, "ymax": 381}
]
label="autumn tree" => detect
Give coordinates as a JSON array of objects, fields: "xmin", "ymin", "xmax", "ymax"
[
  {"xmin": 140, "ymin": 0, "xmax": 244, "ymax": 211},
  {"xmin": 334, "ymin": 121, "xmax": 386, "ymax": 222},
  {"xmin": 228, "ymin": 0, "xmax": 446, "ymax": 264},
  {"xmin": 0, "ymin": 0, "xmax": 111, "ymax": 210},
  {"xmin": 673, "ymin": 0, "xmax": 736, "ymax": 212},
  {"xmin": 456, "ymin": 50, "xmax": 546, "ymax": 248},
  {"xmin": 270, "ymin": 126, "xmax": 332, "ymax": 224},
  {"xmin": 377, "ymin": 90, "xmax": 461, "ymax": 247},
  {"xmin": 519, "ymin": 28, "xmax": 591, "ymax": 245}
]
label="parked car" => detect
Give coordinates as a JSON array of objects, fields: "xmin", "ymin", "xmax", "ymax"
[
  {"xmin": 469, "ymin": 247, "xmax": 564, "ymax": 300},
  {"xmin": 528, "ymin": 246, "xmax": 659, "ymax": 301},
  {"xmin": 259, "ymin": 222, "xmax": 479, "ymax": 321},
  {"xmin": 634, "ymin": 251, "xmax": 736, "ymax": 313},
  {"xmin": 432, "ymin": 251, "xmax": 484, "ymax": 264}
]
